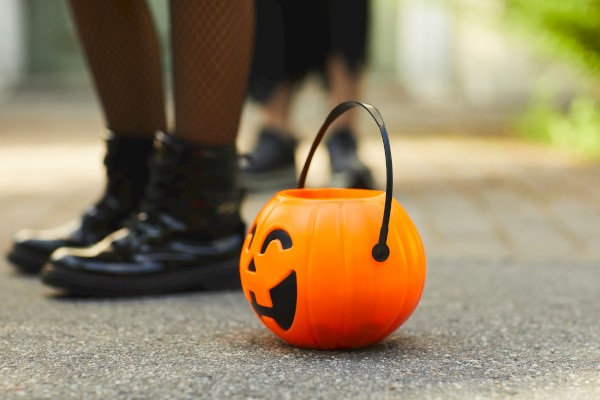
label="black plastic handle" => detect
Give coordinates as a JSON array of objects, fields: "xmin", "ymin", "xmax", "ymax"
[{"xmin": 297, "ymin": 101, "xmax": 393, "ymax": 263}]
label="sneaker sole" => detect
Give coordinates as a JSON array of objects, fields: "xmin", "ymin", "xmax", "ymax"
[{"xmin": 41, "ymin": 258, "xmax": 242, "ymax": 297}]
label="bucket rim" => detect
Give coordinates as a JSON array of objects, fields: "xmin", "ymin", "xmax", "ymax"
[{"xmin": 276, "ymin": 188, "xmax": 386, "ymax": 203}]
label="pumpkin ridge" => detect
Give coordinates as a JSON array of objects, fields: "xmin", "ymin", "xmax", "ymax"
[
  {"xmin": 304, "ymin": 204, "xmax": 322, "ymax": 348},
  {"xmin": 404, "ymin": 204, "xmax": 427, "ymax": 313},
  {"xmin": 337, "ymin": 203, "xmax": 348, "ymax": 349}
]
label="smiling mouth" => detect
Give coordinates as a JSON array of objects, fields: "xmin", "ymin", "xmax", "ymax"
[{"xmin": 250, "ymin": 271, "xmax": 297, "ymax": 331}]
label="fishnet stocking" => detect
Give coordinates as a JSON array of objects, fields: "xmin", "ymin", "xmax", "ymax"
[
  {"xmin": 67, "ymin": 0, "xmax": 166, "ymax": 136},
  {"xmin": 170, "ymin": 0, "xmax": 254, "ymax": 145}
]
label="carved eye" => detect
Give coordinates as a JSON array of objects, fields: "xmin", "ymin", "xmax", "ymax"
[
  {"xmin": 246, "ymin": 229, "xmax": 293, "ymax": 273},
  {"xmin": 260, "ymin": 229, "xmax": 293, "ymax": 254}
]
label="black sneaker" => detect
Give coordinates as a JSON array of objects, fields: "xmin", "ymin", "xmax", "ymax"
[
  {"xmin": 241, "ymin": 128, "xmax": 297, "ymax": 192},
  {"xmin": 327, "ymin": 128, "xmax": 374, "ymax": 189}
]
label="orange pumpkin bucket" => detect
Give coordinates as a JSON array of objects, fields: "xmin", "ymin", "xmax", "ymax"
[{"xmin": 239, "ymin": 101, "xmax": 426, "ymax": 350}]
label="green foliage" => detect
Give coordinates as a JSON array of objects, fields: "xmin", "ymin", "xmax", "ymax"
[
  {"xmin": 506, "ymin": 0, "xmax": 600, "ymax": 158},
  {"xmin": 518, "ymin": 95, "xmax": 600, "ymax": 159},
  {"xmin": 505, "ymin": 0, "xmax": 600, "ymax": 78}
]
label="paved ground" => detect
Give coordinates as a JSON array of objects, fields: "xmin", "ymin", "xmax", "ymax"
[{"xmin": 1, "ymin": 92, "xmax": 599, "ymax": 399}]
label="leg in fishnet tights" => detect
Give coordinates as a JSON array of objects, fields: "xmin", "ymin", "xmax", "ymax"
[
  {"xmin": 67, "ymin": 0, "xmax": 166, "ymax": 137},
  {"xmin": 170, "ymin": 0, "xmax": 254, "ymax": 146}
]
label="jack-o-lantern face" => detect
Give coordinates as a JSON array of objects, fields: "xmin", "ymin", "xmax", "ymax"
[{"xmin": 243, "ymin": 226, "xmax": 297, "ymax": 331}]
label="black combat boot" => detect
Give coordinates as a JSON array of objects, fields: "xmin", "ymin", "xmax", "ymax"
[
  {"xmin": 41, "ymin": 132, "xmax": 246, "ymax": 296},
  {"xmin": 326, "ymin": 128, "xmax": 374, "ymax": 189},
  {"xmin": 7, "ymin": 133, "xmax": 153, "ymax": 274}
]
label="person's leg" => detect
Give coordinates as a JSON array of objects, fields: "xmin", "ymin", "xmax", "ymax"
[
  {"xmin": 170, "ymin": 0, "xmax": 253, "ymax": 145},
  {"xmin": 260, "ymin": 84, "xmax": 294, "ymax": 133},
  {"xmin": 326, "ymin": 0, "xmax": 367, "ymax": 130},
  {"xmin": 325, "ymin": 0, "xmax": 374, "ymax": 189},
  {"xmin": 69, "ymin": 0, "xmax": 166, "ymax": 136},
  {"xmin": 42, "ymin": 0, "xmax": 256, "ymax": 296},
  {"xmin": 242, "ymin": 83, "xmax": 299, "ymax": 192},
  {"xmin": 326, "ymin": 55, "xmax": 362, "ymax": 131},
  {"xmin": 7, "ymin": 0, "xmax": 163, "ymax": 273},
  {"xmin": 242, "ymin": 0, "xmax": 323, "ymax": 191}
]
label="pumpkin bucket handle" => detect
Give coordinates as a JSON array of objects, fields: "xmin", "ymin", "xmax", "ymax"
[{"xmin": 297, "ymin": 101, "xmax": 393, "ymax": 263}]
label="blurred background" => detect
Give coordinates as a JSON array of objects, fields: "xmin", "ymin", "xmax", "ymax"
[{"xmin": 1, "ymin": 0, "xmax": 599, "ymax": 155}]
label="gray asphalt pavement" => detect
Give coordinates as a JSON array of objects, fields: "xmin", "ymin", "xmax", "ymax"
[{"xmin": 1, "ymin": 258, "xmax": 599, "ymax": 399}]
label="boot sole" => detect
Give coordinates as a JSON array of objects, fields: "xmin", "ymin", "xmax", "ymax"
[
  {"xmin": 41, "ymin": 258, "xmax": 241, "ymax": 297},
  {"xmin": 7, "ymin": 246, "xmax": 49, "ymax": 274}
]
